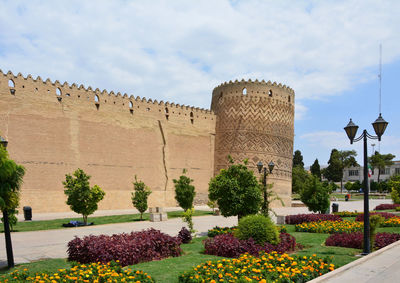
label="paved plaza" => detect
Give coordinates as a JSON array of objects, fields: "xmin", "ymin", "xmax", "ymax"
[{"xmin": 1, "ymin": 199, "xmax": 400, "ymax": 282}]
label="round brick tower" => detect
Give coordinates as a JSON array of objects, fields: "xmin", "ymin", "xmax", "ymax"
[{"xmin": 211, "ymin": 79, "xmax": 295, "ymax": 207}]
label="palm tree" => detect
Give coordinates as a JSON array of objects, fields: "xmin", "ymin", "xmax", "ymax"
[{"xmin": 370, "ymin": 151, "xmax": 395, "ymax": 183}]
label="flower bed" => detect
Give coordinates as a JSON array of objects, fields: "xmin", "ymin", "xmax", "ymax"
[
  {"xmin": 67, "ymin": 228, "xmax": 182, "ymax": 266},
  {"xmin": 179, "ymin": 252, "xmax": 334, "ymax": 282},
  {"xmin": 374, "ymin": 204, "xmax": 400, "ymax": 211},
  {"xmin": 295, "ymin": 220, "xmax": 363, "ymax": 234},
  {"xmin": 2, "ymin": 261, "xmax": 155, "ymax": 282},
  {"xmin": 204, "ymin": 232, "xmax": 297, "ymax": 258},
  {"xmin": 382, "ymin": 217, "xmax": 400, "ymax": 227},
  {"xmin": 333, "ymin": 211, "xmax": 360, "ymax": 217},
  {"xmin": 355, "ymin": 212, "xmax": 397, "ymax": 221},
  {"xmin": 326, "ymin": 232, "xmax": 400, "ymax": 249},
  {"xmin": 285, "ymin": 213, "xmax": 342, "ymax": 224},
  {"xmin": 207, "ymin": 226, "xmax": 237, "ymax": 237}
]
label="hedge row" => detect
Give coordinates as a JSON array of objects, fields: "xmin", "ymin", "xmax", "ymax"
[{"xmin": 67, "ymin": 228, "xmax": 182, "ymax": 266}]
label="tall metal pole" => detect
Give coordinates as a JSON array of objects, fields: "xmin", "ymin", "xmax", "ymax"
[
  {"xmin": 3, "ymin": 210, "xmax": 14, "ymax": 267},
  {"xmin": 262, "ymin": 167, "xmax": 267, "ymax": 216},
  {"xmin": 362, "ymin": 130, "xmax": 370, "ymax": 255}
]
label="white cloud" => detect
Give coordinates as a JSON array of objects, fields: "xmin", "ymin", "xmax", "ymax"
[{"xmin": 0, "ymin": 0, "xmax": 399, "ymax": 112}]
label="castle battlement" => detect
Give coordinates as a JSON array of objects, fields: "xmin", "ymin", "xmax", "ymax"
[{"xmin": 0, "ymin": 70, "xmax": 214, "ymax": 119}]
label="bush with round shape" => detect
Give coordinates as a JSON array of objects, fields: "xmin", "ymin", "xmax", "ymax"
[
  {"xmin": 235, "ymin": 214, "xmax": 279, "ymax": 245},
  {"xmin": 178, "ymin": 227, "xmax": 192, "ymax": 244}
]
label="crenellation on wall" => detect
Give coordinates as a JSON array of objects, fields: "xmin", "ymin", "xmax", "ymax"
[{"xmin": 0, "ymin": 70, "xmax": 215, "ymax": 123}]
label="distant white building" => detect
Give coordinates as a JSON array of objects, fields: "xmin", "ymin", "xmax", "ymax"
[{"xmin": 343, "ymin": 160, "xmax": 400, "ymax": 183}]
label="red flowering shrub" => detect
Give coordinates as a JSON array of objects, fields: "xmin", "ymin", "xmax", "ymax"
[
  {"xmin": 285, "ymin": 213, "xmax": 342, "ymax": 224},
  {"xmin": 325, "ymin": 232, "xmax": 363, "ymax": 249},
  {"xmin": 204, "ymin": 232, "xmax": 297, "ymax": 258},
  {"xmin": 178, "ymin": 227, "xmax": 192, "ymax": 244},
  {"xmin": 355, "ymin": 212, "xmax": 397, "ymax": 222},
  {"xmin": 374, "ymin": 233, "xmax": 400, "ymax": 249},
  {"xmin": 374, "ymin": 204, "xmax": 400, "ymax": 211},
  {"xmin": 67, "ymin": 228, "xmax": 182, "ymax": 266},
  {"xmin": 325, "ymin": 232, "xmax": 400, "ymax": 250}
]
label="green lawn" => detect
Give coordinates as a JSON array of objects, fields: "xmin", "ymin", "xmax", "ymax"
[
  {"xmin": 1, "ymin": 219, "xmax": 399, "ymax": 282},
  {"xmin": 0, "ymin": 210, "xmax": 213, "ymax": 233}
]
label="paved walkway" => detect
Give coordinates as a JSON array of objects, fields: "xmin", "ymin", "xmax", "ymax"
[
  {"xmin": 1, "ymin": 199, "xmax": 399, "ymax": 283},
  {"xmin": 310, "ymin": 239, "xmax": 400, "ymax": 283}
]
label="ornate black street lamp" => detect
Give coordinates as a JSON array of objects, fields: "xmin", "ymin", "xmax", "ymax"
[
  {"xmin": 0, "ymin": 135, "xmax": 14, "ymax": 268},
  {"xmin": 257, "ymin": 161, "xmax": 275, "ymax": 216},
  {"xmin": 344, "ymin": 113, "xmax": 388, "ymax": 255}
]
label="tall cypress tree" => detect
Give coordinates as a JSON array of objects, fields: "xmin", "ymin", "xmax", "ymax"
[
  {"xmin": 293, "ymin": 150, "xmax": 304, "ymax": 168},
  {"xmin": 324, "ymin": 149, "xmax": 343, "ymax": 184},
  {"xmin": 310, "ymin": 159, "xmax": 321, "ymax": 180}
]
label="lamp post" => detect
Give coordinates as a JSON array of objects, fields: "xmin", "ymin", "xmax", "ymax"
[
  {"xmin": 344, "ymin": 113, "xmax": 388, "ymax": 255},
  {"xmin": 257, "ymin": 161, "xmax": 275, "ymax": 216},
  {"xmin": 0, "ymin": 136, "xmax": 14, "ymax": 268}
]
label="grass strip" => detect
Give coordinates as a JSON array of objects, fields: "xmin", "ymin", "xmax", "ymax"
[{"xmin": 0, "ymin": 210, "xmax": 213, "ymax": 233}]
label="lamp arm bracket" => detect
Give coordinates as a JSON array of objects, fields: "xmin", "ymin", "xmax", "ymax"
[
  {"xmin": 366, "ymin": 131, "xmax": 379, "ymax": 140},
  {"xmin": 353, "ymin": 133, "xmax": 365, "ymax": 143}
]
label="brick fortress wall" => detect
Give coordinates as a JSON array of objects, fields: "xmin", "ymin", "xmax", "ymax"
[
  {"xmin": 211, "ymin": 79, "xmax": 295, "ymax": 207},
  {"xmin": 0, "ymin": 70, "xmax": 215, "ymax": 212},
  {"xmin": 0, "ymin": 71, "xmax": 294, "ymax": 213}
]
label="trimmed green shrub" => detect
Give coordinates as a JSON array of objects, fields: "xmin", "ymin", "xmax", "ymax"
[
  {"xmin": 369, "ymin": 214, "xmax": 384, "ymax": 251},
  {"xmin": 235, "ymin": 214, "xmax": 279, "ymax": 245}
]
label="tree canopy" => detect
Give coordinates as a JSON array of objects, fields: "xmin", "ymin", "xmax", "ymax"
[
  {"xmin": 0, "ymin": 146, "xmax": 25, "ymax": 213},
  {"xmin": 173, "ymin": 169, "xmax": 196, "ymax": 211},
  {"xmin": 209, "ymin": 158, "xmax": 261, "ymax": 220},
  {"xmin": 292, "ymin": 165, "xmax": 310, "ymax": 194},
  {"xmin": 63, "ymin": 168, "xmax": 105, "ymax": 225}
]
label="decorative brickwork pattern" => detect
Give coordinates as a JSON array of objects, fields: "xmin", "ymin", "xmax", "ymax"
[{"xmin": 211, "ymin": 80, "xmax": 294, "ymax": 206}]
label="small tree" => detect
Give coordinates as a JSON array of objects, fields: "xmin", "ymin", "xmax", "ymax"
[
  {"xmin": 173, "ymin": 169, "xmax": 196, "ymax": 233},
  {"xmin": 209, "ymin": 157, "xmax": 261, "ymax": 221},
  {"xmin": 0, "ymin": 146, "xmax": 25, "ymax": 232},
  {"xmin": 173, "ymin": 169, "xmax": 196, "ymax": 211},
  {"xmin": 300, "ymin": 175, "xmax": 330, "ymax": 214},
  {"xmin": 131, "ymin": 176, "xmax": 152, "ymax": 220},
  {"xmin": 63, "ymin": 168, "xmax": 105, "ymax": 225}
]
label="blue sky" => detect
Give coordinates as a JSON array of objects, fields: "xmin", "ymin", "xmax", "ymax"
[{"xmin": 1, "ymin": 0, "xmax": 399, "ymax": 166}]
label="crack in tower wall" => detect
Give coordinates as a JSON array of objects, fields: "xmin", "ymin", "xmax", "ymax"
[{"xmin": 158, "ymin": 120, "xmax": 168, "ymax": 191}]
